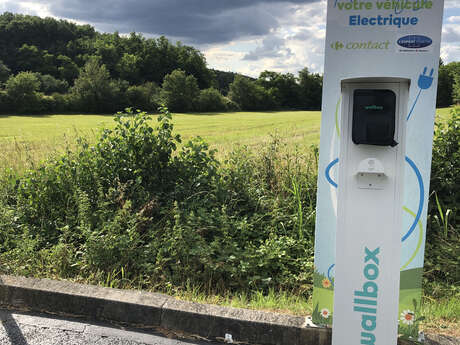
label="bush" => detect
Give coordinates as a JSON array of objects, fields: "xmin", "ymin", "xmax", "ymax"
[
  {"xmin": 160, "ymin": 69, "xmax": 200, "ymax": 112},
  {"xmin": 0, "ymin": 60, "xmax": 11, "ymax": 85},
  {"xmin": 71, "ymin": 57, "xmax": 121, "ymax": 113},
  {"xmin": 35, "ymin": 73, "xmax": 69, "ymax": 94},
  {"xmin": 197, "ymin": 88, "xmax": 227, "ymax": 112},
  {"xmin": 0, "ymin": 106, "xmax": 319, "ymax": 295},
  {"xmin": 424, "ymin": 107, "xmax": 460, "ymax": 291},
  {"xmin": 37, "ymin": 94, "xmax": 57, "ymax": 113},
  {"xmin": 4, "ymin": 71, "xmax": 42, "ymax": 113},
  {"xmin": 50, "ymin": 92, "xmax": 73, "ymax": 113},
  {"xmin": 228, "ymin": 75, "xmax": 276, "ymax": 111},
  {"xmin": 4, "ymin": 107, "xmax": 217, "ymax": 273},
  {"xmin": 222, "ymin": 97, "xmax": 240, "ymax": 112},
  {"xmin": 0, "ymin": 90, "xmax": 11, "ymax": 113},
  {"xmin": 126, "ymin": 82, "xmax": 159, "ymax": 111}
]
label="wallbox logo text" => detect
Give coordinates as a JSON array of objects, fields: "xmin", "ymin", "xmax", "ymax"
[
  {"xmin": 331, "ymin": 40, "xmax": 390, "ymax": 51},
  {"xmin": 353, "ymin": 247, "xmax": 380, "ymax": 345}
]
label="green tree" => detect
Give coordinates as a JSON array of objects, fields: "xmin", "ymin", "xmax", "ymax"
[
  {"xmin": 437, "ymin": 61, "xmax": 460, "ymax": 107},
  {"xmin": 34, "ymin": 73, "xmax": 68, "ymax": 94},
  {"xmin": 93, "ymin": 33, "xmax": 122, "ymax": 75},
  {"xmin": 40, "ymin": 51, "xmax": 56, "ymax": 75},
  {"xmin": 126, "ymin": 82, "xmax": 159, "ymax": 110},
  {"xmin": 228, "ymin": 75, "xmax": 275, "ymax": 111},
  {"xmin": 57, "ymin": 55, "xmax": 79, "ymax": 84},
  {"xmin": 437, "ymin": 60, "xmax": 453, "ymax": 107},
  {"xmin": 177, "ymin": 43, "xmax": 212, "ymax": 89},
  {"xmin": 211, "ymin": 69, "xmax": 238, "ymax": 95},
  {"xmin": 453, "ymin": 75, "xmax": 460, "ymax": 104},
  {"xmin": 16, "ymin": 44, "xmax": 43, "ymax": 72},
  {"xmin": 257, "ymin": 71, "xmax": 301, "ymax": 108},
  {"xmin": 0, "ymin": 60, "xmax": 11, "ymax": 84},
  {"xmin": 197, "ymin": 88, "xmax": 227, "ymax": 112},
  {"xmin": 140, "ymin": 36, "xmax": 174, "ymax": 84},
  {"xmin": 116, "ymin": 52, "xmax": 141, "ymax": 84},
  {"xmin": 298, "ymin": 67, "xmax": 322, "ymax": 110},
  {"xmin": 5, "ymin": 71, "xmax": 41, "ymax": 112},
  {"xmin": 71, "ymin": 57, "xmax": 119, "ymax": 113},
  {"xmin": 160, "ymin": 69, "xmax": 199, "ymax": 112}
]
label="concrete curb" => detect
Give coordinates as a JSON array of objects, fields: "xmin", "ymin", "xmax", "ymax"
[
  {"xmin": 0, "ymin": 275, "xmax": 457, "ymax": 345},
  {"xmin": 0, "ymin": 275, "xmax": 329, "ymax": 345}
]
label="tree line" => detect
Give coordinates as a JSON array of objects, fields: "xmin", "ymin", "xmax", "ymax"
[
  {"xmin": 0, "ymin": 12, "xmax": 323, "ymax": 114},
  {"xmin": 437, "ymin": 59, "xmax": 460, "ymax": 107},
  {"xmin": 0, "ymin": 12, "xmax": 457, "ymax": 114}
]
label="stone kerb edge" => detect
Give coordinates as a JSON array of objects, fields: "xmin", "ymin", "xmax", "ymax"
[{"xmin": 0, "ymin": 275, "xmax": 332, "ymax": 345}]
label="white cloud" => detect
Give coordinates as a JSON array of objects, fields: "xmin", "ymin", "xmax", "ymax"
[
  {"xmin": 444, "ymin": 0, "xmax": 460, "ymax": 9},
  {"xmin": 441, "ymin": 43, "xmax": 460, "ymax": 63},
  {"xmin": 9, "ymin": 1, "xmax": 54, "ymax": 17},
  {"xmin": 442, "ymin": 24, "xmax": 460, "ymax": 42},
  {"xmin": 204, "ymin": 0, "xmax": 459, "ymax": 77},
  {"xmin": 204, "ymin": 0, "xmax": 327, "ymax": 77},
  {"xmin": 447, "ymin": 16, "xmax": 460, "ymax": 24}
]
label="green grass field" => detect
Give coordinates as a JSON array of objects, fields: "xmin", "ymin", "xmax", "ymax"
[
  {"xmin": 0, "ymin": 110, "xmax": 321, "ymax": 171},
  {"xmin": 0, "ymin": 107, "xmax": 454, "ymax": 172},
  {"xmin": 0, "ymin": 110, "xmax": 321, "ymax": 146}
]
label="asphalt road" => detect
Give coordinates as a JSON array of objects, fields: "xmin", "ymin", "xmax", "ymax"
[{"xmin": 0, "ymin": 309, "xmax": 226, "ymax": 345}]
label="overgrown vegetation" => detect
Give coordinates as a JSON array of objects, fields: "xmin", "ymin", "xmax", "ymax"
[
  {"xmin": 0, "ymin": 107, "xmax": 319, "ymax": 295},
  {"xmin": 0, "ymin": 107, "xmax": 458, "ymax": 323},
  {"xmin": 424, "ymin": 107, "xmax": 459, "ymax": 298}
]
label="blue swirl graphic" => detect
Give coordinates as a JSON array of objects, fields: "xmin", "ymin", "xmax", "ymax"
[
  {"xmin": 327, "ymin": 264, "xmax": 335, "ymax": 285},
  {"xmin": 402, "ymin": 156, "xmax": 424, "ymax": 242},
  {"xmin": 325, "ymin": 158, "xmax": 339, "ymax": 188}
]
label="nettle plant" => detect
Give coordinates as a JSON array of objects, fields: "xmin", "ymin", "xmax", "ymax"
[
  {"xmin": 2, "ymin": 105, "xmax": 318, "ymax": 293},
  {"xmin": 7, "ymin": 107, "xmax": 218, "ymax": 272}
]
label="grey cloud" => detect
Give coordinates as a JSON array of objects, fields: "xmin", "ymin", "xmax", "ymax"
[
  {"xmin": 243, "ymin": 35, "xmax": 292, "ymax": 60},
  {"xmin": 1, "ymin": 2, "xmax": 22, "ymax": 13},
  {"xmin": 442, "ymin": 25, "xmax": 460, "ymax": 43},
  {"xmin": 18, "ymin": 0, "xmax": 320, "ymax": 44}
]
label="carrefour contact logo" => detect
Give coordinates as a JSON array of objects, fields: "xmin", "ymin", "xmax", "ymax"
[
  {"xmin": 331, "ymin": 41, "xmax": 344, "ymax": 50},
  {"xmin": 397, "ymin": 35, "xmax": 432, "ymax": 49},
  {"xmin": 331, "ymin": 40, "xmax": 390, "ymax": 51}
]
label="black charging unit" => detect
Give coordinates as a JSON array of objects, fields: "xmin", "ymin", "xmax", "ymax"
[{"xmin": 352, "ymin": 89, "xmax": 398, "ymax": 147}]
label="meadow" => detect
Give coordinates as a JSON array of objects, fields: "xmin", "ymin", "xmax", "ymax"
[
  {"xmin": 0, "ymin": 107, "xmax": 452, "ymax": 172},
  {"xmin": 0, "ymin": 110, "xmax": 320, "ymax": 172}
]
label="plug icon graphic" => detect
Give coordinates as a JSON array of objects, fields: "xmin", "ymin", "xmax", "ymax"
[
  {"xmin": 417, "ymin": 67, "xmax": 434, "ymax": 90},
  {"xmin": 407, "ymin": 66, "xmax": 435, "ymax": 121}
]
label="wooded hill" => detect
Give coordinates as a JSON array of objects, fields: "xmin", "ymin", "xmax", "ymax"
[
  {"xmin": 0, "ymin": 12, "xmax": 457, "ymax": 114},
  {"xmin": 0, "ymin": 12, "xmax": 322, "ymax": 114}
]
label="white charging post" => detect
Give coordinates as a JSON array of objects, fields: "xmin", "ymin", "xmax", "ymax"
[
  {"xmin": 332, "ymin": 79, "xmax": 409, "ymax": 345},
  {"xmin": 312, "ymin": 1, "xmax": 444, "ymax": 341}
]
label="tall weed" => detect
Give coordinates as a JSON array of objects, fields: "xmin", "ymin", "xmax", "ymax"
[
  {"xmin": 424, "ymin": 107, "xmax": 459, "ymax": 293},
  {"xmin": 0, "ymin": 106, "xmax": 318, "ymax": 296}
]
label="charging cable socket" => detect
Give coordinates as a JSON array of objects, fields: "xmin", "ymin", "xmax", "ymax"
[{"xmin": 356, "ymin": 158, "xmax": 385, "ymax": 190}]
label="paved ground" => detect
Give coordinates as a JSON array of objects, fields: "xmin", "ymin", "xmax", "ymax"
[
  {"xmin": 1, "ymin": 308, "xmax": 458, "ymax": 345},
  {"xmin": 0, "ymin": 309, "xmax": 226, "ymax": 345}
]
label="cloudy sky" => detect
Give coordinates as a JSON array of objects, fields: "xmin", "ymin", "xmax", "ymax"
[{"xmin": 1, "ymin": 0, "xmax": 459, "ymax": 77}]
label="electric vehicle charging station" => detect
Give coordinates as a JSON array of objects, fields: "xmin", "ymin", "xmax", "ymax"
[
  {"xmin": 333, "ymin": 79, "xmax": 409, "ymax": 345},
  {"xmin": 311, "ymin": 0, "xmax": 444, "ymax": 344}
]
